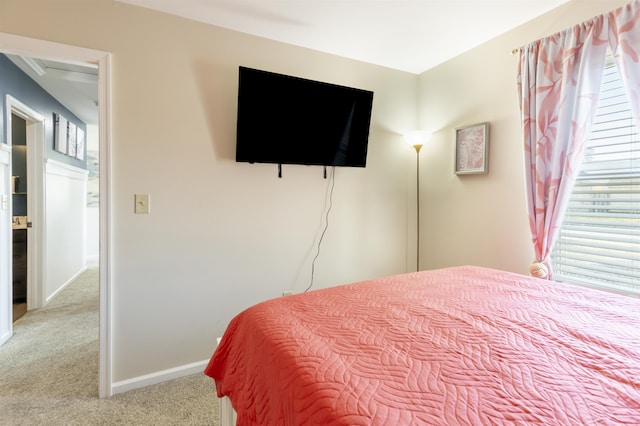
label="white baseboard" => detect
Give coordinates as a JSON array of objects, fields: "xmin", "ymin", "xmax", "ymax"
[
  {"xmin": 0, "ymin": 330, "xmax": 11, "ymax": 347},
  {"xmin": 111, "ymin": 359, "xmax": 210, "ymax": 395},
  {"xmin": 46, "ymin": 267, "xmax": 87, "ymax": 304}
]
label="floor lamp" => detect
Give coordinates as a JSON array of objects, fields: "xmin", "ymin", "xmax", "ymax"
[{"xmin": 405, "ymin": 131, "xmax": 431, "ymax": 271}]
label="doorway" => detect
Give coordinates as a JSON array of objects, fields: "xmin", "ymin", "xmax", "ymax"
[
  {"xmin": 11, "ymin": 112, "xmax": 28, "ymax": 322},
  {"xmin": 6, "ymin": 96, "xmax": 46, "ymax": 318},
  {"xmin": 0, "ymin": 33, "xmax": 112, "ymax": 398}
]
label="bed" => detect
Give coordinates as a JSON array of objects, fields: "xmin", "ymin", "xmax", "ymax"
[{"xmin": 205, "ymin": 265, "xmax": 640, "ymax": 425}]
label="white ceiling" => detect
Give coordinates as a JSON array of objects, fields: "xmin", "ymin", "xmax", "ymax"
[
  {"xmin": 6, "ymin": 54, "xmax": 99, "ymax": 125},
  {"xmin": 119, "ymin": 0, "xmax": 569, "ymax": 74},
  {"xmin": 6, "ymin": 1, "xmax": 571, "ymax": 126}
]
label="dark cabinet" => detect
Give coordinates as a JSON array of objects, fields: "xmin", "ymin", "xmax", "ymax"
[{"xmin": 13, "ymin": 229, "xmax": 27, "ymax": 303}]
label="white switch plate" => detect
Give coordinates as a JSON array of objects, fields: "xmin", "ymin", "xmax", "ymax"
[
  {"xmin": 134, "ymin": 194, "xmax": 150, "ymax": 214},
  {"xmin": 1, "ymin": 194, "xmax": 7, "ymax": 210}
]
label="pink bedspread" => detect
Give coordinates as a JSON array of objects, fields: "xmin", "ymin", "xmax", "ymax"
[{"xmin": 205, "ymin": 266, "xmax": 640, "ymax": 425}]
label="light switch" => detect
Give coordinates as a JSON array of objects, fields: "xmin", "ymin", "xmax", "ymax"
[
  {"xmin": 134, "ymin": 194, "xmax": 150, "ymax": 214},
  {"xmin": 1, "ymin": 194, "xmax": 7, "ymax": 211}
]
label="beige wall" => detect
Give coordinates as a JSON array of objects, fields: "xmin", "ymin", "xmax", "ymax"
[
  {"xmin": 0, "ymin": 0, "xmax": 418, "ymax": 384},
  {"xmin": 417, "ymin": 0, "xmax": 630, "ymax": 275}
]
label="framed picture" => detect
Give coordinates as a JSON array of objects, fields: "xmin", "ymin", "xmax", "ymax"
[
  {"xmin": 76, "ymin": 127, "xmax": 85, "ymax": 160},
  {"xmin": 68, "ymin": 122, "xmax": 77, "ymax": 158},
  {"xmin": 54, "ymin": 113, "xmax": 68, "ymax": 154},
  {"xmin": 455, "ymin": 122, "xmax": 489, "ymax": 175}
]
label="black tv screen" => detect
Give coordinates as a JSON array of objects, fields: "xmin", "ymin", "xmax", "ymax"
[{"xmin": 235, "ymin": 67, "xmax": 374, "ymax": 167}]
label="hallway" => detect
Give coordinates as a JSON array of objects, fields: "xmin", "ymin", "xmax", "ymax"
[{"xmin": 0, "ymin": 266, "xmax": 218, "ymax": 425}]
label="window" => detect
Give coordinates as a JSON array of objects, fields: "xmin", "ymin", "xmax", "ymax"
[{"xmin": 551, "ymin": 53, "xmax": 640, "ymax": 295}]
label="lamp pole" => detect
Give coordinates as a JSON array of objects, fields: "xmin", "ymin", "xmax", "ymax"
[
  {"xmin": 413, "ymin": 143, "xmax": 422, "ymax": 271},
  {"xmin": 405, "ymin": 130, "xmax": 430, "ymax": 272}
]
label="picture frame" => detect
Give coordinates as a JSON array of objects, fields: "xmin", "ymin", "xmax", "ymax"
[
  {"xmin": 67, "ymin": 121, "xmax": 77, "ymax": 158},
  {"xmin": 54, "ymin": 113, "xmax": 68, "ymax": 154},
  {"xmin": 454, "ymin": 122, "xmax": 489, "ymax": 175},
  {"xmin": 76, "ymin": 127, "xmax": 85, "ymax": 160}
]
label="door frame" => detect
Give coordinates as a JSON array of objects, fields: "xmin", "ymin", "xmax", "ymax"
[
  {"xmin": 0, "ymin": 32, "xmax": 113, "ymax": 398},
  {"xmin": 0, "ymin": 142, "xmax": 11, "ymax": 346},
  {"xmin": 6, "ymin": 96, "xmax": 46, "ymax": 310}
]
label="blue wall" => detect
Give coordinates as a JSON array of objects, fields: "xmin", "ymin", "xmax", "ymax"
[{"xmin": 0, "ymin": 54, "xmax": 87, "ymax": 169}]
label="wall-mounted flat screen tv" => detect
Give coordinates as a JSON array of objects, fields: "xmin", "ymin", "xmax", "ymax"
[{"xmin": 235, "ymin": 66, "xmax": 374, "ymax": 168}]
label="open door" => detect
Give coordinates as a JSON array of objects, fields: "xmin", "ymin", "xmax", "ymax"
[{"xmin": 0, "ymin": 143, "xmax": 11, "ymax": 346}]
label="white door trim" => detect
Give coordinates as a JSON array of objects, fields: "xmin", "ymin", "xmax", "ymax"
[
  {"xmin": 0, "ymin": 32, "xmax": 113, "ymax": 398},
  {"xmin": 6, "ymin": 95, "xmax": 46, "ymax": 310},
  {"xmin": 0, "ymin": 144, "xmax": 11, "ymax": 346}
]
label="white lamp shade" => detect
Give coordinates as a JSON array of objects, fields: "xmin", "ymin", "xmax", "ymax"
[{"xmin": 405, "ymin": 130, "xmax": 431, "ymax": 147}]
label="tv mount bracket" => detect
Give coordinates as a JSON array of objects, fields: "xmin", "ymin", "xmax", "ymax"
[{"xmin": 277, "ymin": 164, "xmax": 329, "ymax": 179}]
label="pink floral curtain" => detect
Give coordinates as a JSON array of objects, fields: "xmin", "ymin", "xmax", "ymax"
[
  {"xmin": 517, "ymin": 0, "xmax": 640, "ymax": 279},
  {"xmin": 610, "ymin": 2, "xmax": 640, "ymax": 123}
]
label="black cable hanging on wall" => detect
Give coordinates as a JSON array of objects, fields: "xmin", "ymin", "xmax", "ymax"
[{"xmin": 304, "ymin": 166, "xmax": 336, "ymax": 292}]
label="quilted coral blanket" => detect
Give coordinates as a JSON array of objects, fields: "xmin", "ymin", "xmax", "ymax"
[{"xmin": 205, "ymin": 266, "xmax": 640, "ymax": 425}]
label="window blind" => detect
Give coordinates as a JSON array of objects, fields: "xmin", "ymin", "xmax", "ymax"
[{"xmin": 551, "ymin": 54, "xmax": 640, "ymax": 295}]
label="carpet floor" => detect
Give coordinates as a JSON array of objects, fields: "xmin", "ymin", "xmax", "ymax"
[{"xmin": 0, "ymin": 267, "xmax": 219, "ymax": 425}]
